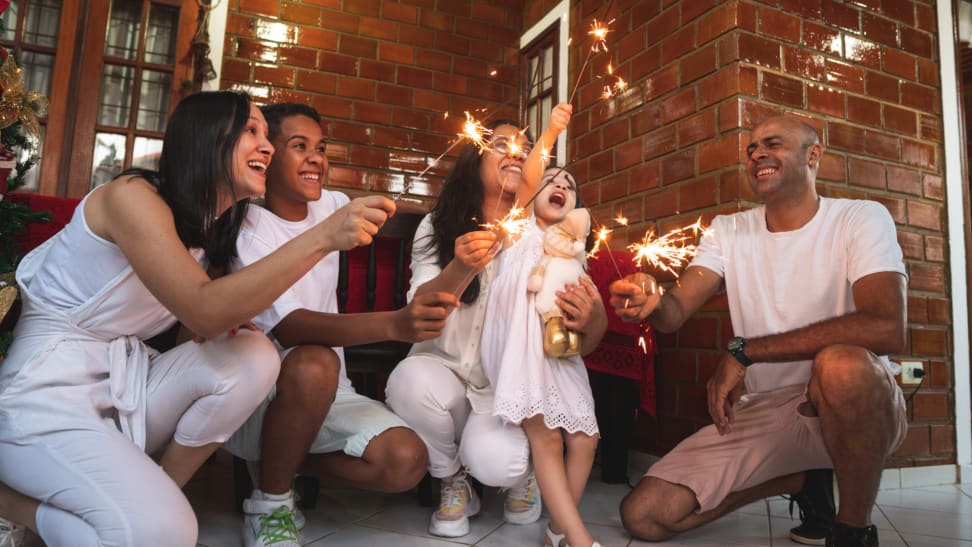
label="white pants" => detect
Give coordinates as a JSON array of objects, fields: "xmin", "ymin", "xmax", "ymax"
[
  {"xmin": 385, "ymin": 355, "xmax": 530, "ymax": 487},
  {"xmin": 0, "ymin": 331, "xmax": 280, "ymax": 547}
]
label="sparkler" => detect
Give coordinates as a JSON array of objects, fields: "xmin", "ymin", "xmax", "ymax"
[
  {"xmin": 628, "ymin": 217, "xmax": 707, "ymax": 278},
  {"xmin": 587, "ymin": 213, "xmax": 628, "ymax": 281},
  {"xmin": 452, "ymin": 206, "xmax": 531, "ymax": 298},
  {"xmin": 567, "ymin": 18, "xmax": 615, "ymax": 105},
  {"xmin": 600, "ymin": 62, "xmax": 628, "ymax": 100},
  {"xmin": 392, "ymin": 111, "xmax": 495, "ymax": 202}
]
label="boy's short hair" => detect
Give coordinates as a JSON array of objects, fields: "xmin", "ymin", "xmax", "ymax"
[{"xmin": 260, "ymin": 103, "xmax": 322, "ymax": 141}]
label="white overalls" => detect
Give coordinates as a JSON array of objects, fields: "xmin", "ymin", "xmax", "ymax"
[{"xmin": 0, "ymin": 199, "xmax": 280, "ymax": 547}]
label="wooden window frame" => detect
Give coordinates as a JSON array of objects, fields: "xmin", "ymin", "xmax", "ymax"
[{"xmin": 521, "ymin": 21, "xmax": 560, "ymax": 141}]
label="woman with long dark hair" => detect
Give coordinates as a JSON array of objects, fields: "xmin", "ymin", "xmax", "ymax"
[
  {"xmin": 386, "ymin": 104, "xmax": 606, "ymax": 539},
  {"xmin": 0, "ymin": 91, "xmax": 393, "ymax": 546}
]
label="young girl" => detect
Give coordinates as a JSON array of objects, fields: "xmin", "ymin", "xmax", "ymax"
[
  {"xmin": 0, "ymin": 91, "xmax": 393, "ymax": 546},
  {"xmin": 482, "ymin": 161, "xmax": 604, "ymax": 547}
]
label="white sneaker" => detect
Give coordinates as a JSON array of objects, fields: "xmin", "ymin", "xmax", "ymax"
[
  {"xmin": 291, "ymin": 491, "xmax": 305, "ymax": 530},
  {"xmin": 242, "ymin": 492, "xmax": 301, "ymax": 547},
  {"xmin": 0, "ymin": 517, "xmax": 24, "ymax": 547},
  {"xmin": 428, "ymin": 470, "xmax": 480, "ymax": 537},
  {"xmin": 504, "ymin": 471, "xmax": 542, "ymax": 524}
]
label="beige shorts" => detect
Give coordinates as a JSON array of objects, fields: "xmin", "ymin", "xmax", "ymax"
[{"xmin": 645, "ymin": 365, "xmax": 907, "ymax": 512}]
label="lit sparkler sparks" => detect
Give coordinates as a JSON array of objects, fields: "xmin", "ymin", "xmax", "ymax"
[
  {"xmin": 568, "ymin": 17, "xmax": 616, "ymax": 104},
  {"xmin": 460, "ymin": 111, "xmax": 492, "ymax": 154},
  {"xmin": 600, "ymin": 62, "xmax": 628, "ymax": 100},
  {"xmin": 628, "ymin": 218, "xmax": 708, "ymax": 277},
  {"xmin": 482, "ymin": 206, "xmax": 530, "ymax": 241},
  {"xmin": 453, "ymin": 206, "xmax": 530, "ymax": 297},
  {"xmin": 588, "ymin": 18, "xmax": 611, "ymax": 52}
]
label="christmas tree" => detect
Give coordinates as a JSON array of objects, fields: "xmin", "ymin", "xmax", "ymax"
[{"xmin": 0, "ymin": 0, "xmax": 50, "ymax": 356}]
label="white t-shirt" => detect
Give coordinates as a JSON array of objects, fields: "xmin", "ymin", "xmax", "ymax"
[
  {"xmin": 689, "ymin": 197, "xmax": 906, "ymax": 394},
  {"xmin": 232, "ymin": 191, "xmax": 354, "ymax": 392},
  {"xmin": 405, "ymin": 213, "xmax": 497, "ymax": 413}
]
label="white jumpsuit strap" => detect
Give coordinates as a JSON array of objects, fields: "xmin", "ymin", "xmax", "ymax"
[{"xmin": 108, "ymin": 335, "xmax": 149, "ymax": 450}]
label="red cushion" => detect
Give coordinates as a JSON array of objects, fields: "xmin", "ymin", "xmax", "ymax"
[
  {"xmin": 341, "ymin": 237, "xmax": 411, "ymax": 314},
  {"xmin": 583, "ymin": 249, "xmax": 656, "ymax": 415},
  {"xmin": 7, "ymin": 193, "xmax": 81, "ymax": 254}
]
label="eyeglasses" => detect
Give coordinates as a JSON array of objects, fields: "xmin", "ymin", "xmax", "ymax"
[{"xmin": 489, "ymin": 136, "xmax": 533, "ymax": 157}]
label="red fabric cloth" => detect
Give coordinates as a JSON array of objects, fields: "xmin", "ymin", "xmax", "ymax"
[
  {"xmin": 341, "ymin": 238, "xmax": 411, "ymax": 314},
  {"xmin": 7, "ymin": 193, "xmax": 80, "ymax": 254},
  {"xmin": 583, "ymin": 249, "xmax": 656, "ymax": 416}
]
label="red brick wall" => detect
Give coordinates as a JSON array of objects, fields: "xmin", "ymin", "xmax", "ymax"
[
  {"xmin": 565, "ymin": 0, "xmax": 951, "ymax": 467},
  {"xmin": 220, "ymin": 0, "xmax": 525, "ymax": 205}
]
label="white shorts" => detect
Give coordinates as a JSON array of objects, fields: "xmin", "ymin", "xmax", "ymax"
[
  {"xmin": 645, "ymin": 365, "xmax": 907, "ymax": 512},
  {"xmin": 224, "ymin": 388, "xmax": 411, "ymax": 461}
]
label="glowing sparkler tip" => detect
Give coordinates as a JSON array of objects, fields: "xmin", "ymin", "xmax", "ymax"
[{"xmin": 614, "ymin": 215, "xmax": 629, "ymax": 226}]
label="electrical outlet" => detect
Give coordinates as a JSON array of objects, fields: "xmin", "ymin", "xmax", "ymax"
[{"xmin": 900, "ymin": 361, "xmax": 925, "ymax": 385}]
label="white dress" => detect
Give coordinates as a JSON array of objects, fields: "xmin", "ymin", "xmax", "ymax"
[{"xmin": 481, "ymin": 219, "xmax": 599, "ymax": 436}]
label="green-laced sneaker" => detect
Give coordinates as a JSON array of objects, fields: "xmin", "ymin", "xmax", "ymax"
[{"xmin": 242, "ymin": 494, "xmax": 301, "ymax": 547}]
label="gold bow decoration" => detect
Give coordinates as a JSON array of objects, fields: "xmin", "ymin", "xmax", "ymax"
[{"xmin": 0, "ymin": 55, "xmax": 49, "ymax": 141}]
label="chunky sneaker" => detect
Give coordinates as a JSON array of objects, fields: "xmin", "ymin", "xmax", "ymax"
[
  {"xmin": 0, "ymin": 517, "xmax": 24, "ymax": 547},
  {"xmin": 242, "ymin": 492, "xmax": 301, "ymax": 547},
  {"xmin": 429, "ymin": 470, "xmax": 481, "ymax": 537},
  {"xmin": 826, "ymin": 522, "xmax": 878, "ymax": 547},
  {"xmin": 787, "ymin": 469, "xmax": 836, "ymax": 546},
  {"xmin": 504, "ymin": 471, "xmax": 542, "ymax": 524}
]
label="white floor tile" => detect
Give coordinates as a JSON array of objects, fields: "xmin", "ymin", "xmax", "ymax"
[
  {"xmin": 305, "ymin": 524, "xmax": 464, "ymax": 546},
  {"xmin": 180, "ymin": 452, "xmax": 972, "ymax": 547},
  {"xmin": 899, "ymin": 532, "xmax": 972, "ymax": 546},
  {"xmin": 878, "ymin": 505, "xmax": 972, "ymax": 541},
  {"xmin": 877, "ymin": 485, "xmax": 972, "ymax": 514}
]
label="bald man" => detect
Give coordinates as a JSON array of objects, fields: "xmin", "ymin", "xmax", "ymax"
[{"xmin": 609, "ymin": 117, "xmax": 907, "ymax": 547}]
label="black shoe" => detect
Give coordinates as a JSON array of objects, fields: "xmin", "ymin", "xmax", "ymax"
[
  {"xmin": 787, "ymin": 469, "xmax": 836, "ymax": 545},
  {"xmin": 826, "ymin": 522, "xmax": 878, "ymax": 547}
]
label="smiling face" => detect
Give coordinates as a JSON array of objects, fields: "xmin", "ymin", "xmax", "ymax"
[
  {"xmin": 480, "ymin": 123, "xmax": 531, "ymax": 201},
  {"xmin": 744, "ymin": 117, "xmax": 821, "ymax": 205},
  {"xmin": 534, "ymin": 168, "xmax": 578, "ymax": 229},
  {"xmin": 264, "ymin": 113, "xmax": 328, "ymax": 214},
  {"xmin": 230, "ymin": 104, "xmax": 274, "ymax": 201}
]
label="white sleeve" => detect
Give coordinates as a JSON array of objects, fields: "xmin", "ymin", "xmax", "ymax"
[
  {"xmin": 234, "ymin": 222, "xmax": 304, "ymax": 333},
  {"xmin": 687, "ymin": 214, "xmax": 727, "ymax": 278},
  {"xmin": 845, "ymin": 201, "xmax": 907, "ymax": 283},
  {"xmin": 406, "ymin": 214, "xmax": 441, "ymax": 302}
]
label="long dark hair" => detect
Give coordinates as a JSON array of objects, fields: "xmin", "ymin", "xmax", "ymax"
[
  {"xmin": 423, "ymin": 119, "xmax": 526, "ymax": 304},
  {"xmin": 120, "ymin": 91, "xmax": 253, "ymax": 269}
]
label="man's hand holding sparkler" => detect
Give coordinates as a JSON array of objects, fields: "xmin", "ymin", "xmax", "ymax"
[{"xmin": 609, "ymin": 272, "xmax": 662, "ymax": 323}]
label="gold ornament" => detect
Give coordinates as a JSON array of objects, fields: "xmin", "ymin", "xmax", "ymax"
[{"xmin": 0, "ymin": 55, "xmax": 49, "ymax": 140}]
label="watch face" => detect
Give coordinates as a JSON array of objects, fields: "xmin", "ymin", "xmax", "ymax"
[{"xmin": 728, "ymin": 337, "xmax": 743, "ymax": 351}]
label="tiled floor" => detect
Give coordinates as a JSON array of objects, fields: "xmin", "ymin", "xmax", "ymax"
[{"xmin": 184, "ymin": 452, "xmax": 972, "ymax": 547}]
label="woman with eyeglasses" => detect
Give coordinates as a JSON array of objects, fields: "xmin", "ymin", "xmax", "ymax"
[{"xmin": 386, "ymin": 104, "xmax": 606, "ymax": 540}]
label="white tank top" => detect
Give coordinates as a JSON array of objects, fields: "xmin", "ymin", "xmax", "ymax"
[{"xmin": 26, "ymin": 191, "xmax": 133, "ymax": 310}]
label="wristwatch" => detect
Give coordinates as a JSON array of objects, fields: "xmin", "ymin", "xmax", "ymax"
[{"xmin": 727, "ymin": 336, "xmax": 753, "ymax": 367}]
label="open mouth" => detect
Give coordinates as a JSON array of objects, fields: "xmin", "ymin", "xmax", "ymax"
[
  {"xmin": 755, "ymin": 166, "xmax": 777, "ymax": 178},
  {"xmin": 299, "ymin": 171, "xmax": 321, "ymax": 183},
  {"xmin": 247, "ymin": 160, "xmax": 268, "ymax": 174},
  {"xmin": 549, "ymin": 192, "xmax": 566, "ymax": 207}
]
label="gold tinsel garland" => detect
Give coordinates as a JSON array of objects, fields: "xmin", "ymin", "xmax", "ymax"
[{"xmin": 0, "ymin": 55, "xmax": 48, "ymax": 141}]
